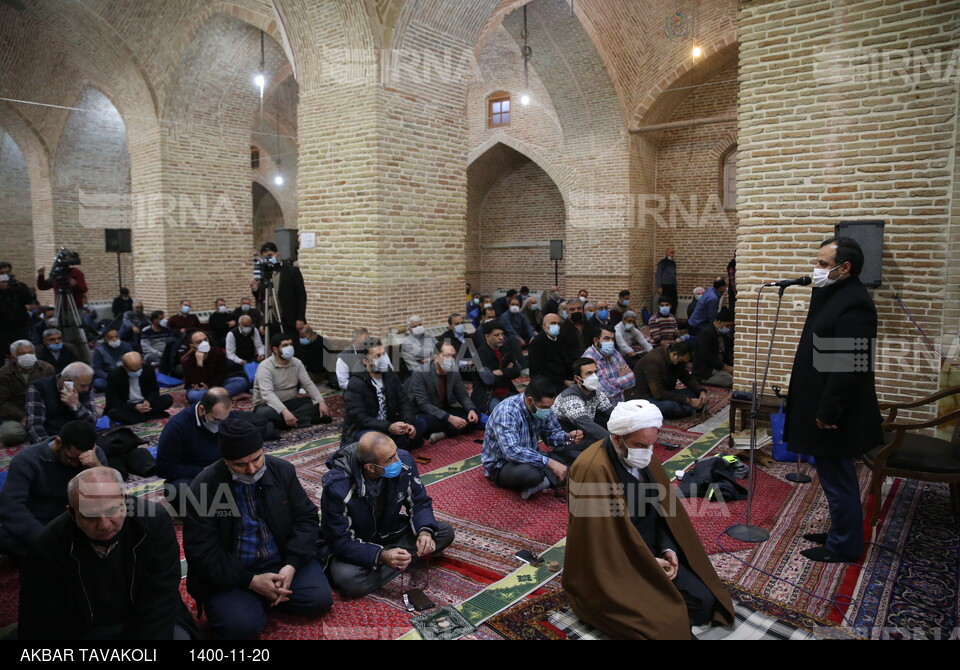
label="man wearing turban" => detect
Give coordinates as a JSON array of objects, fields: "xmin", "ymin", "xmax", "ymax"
[{"xmin": 562, "ymin": 400, "xmax": 734, "ymax": 639}]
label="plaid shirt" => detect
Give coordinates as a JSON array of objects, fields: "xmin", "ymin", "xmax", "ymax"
[
  {"xmin": 581, "ymin": 345, "xmax": 636, "ymax": 404},
  {"xmin": 647, "ymin": 313, "xmax": 678, "ymax": 345},
  {"xmin": 232, "ymin": 480, "xmax": 281, "ymax": 566},
  {"xmin": 25, "ymin": 383, "xmax": 97, "ymax": 443},
  {"xmin": 482, "ymin": 393, "xmax": 567, "ymax": 473}
]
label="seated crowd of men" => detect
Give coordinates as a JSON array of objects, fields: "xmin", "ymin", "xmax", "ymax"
[{"xmin": 0, "ymin": 270, "xmax": 737, "ymax": 640}]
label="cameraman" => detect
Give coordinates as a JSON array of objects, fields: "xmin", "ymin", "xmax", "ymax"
[
  {"xmin": 36, "ymin": 260, "xmax": 87, "ymax": 309},
  {"xmin": 0, "ymin": 262, "xmax": 35, "ymax": 355},
  {"xmin": 249, "ymin": 242, "xmax": 306, "ymax": 338}
]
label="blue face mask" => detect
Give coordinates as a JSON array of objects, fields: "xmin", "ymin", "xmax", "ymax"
[
  {"xmin": 299, "ymin": 337, "xmax": 310, "ymax": 346},
  {"xmin": 586, "ymin": 311, "xmax": 596, "ymax": 320},
  {"xmin": 128, "ymin": 369, "xmax": 142, "ymax": 378},
  {"xmin": 379, "ymin": 460, "xmax": 403, "ymax": 479},
  {"xmin": 598, "ymin": 309, "xmax": 610, "ymax": 320},
  {"xmin": 547, "ymin": 324, "xmax": 560, "ymax": 337},
  {"xmin": 622, "ymin": 299, "xmax": 630, "ymax": 306},
  {"xmin": 454, "ymin": 324, "xmax": 465, "ymax": 335},
  {"xmin": 561, "ymin": 310, "xmax": 568, "ymax": 320},
  {"xmin": 599, "ymin": 341, "xmax": 616, "ymax": 357},
  {"xmin": 49, "ymin": 342, "xmax": 63, "ymax": 352},
  {"xmin": 241, "ymin": 304, "xmax": 251, "ymax": 312},
  {"xmin": 181, "ymin": 305, "xmax": 191, "ymax": 314},
  {"xmin": 473, "ymin": 298, "xmax": 479, "ymax": 305},
  {"xmin": 659, "ymin": 306, "xmax": 671, "ymax": 316},
  {"xmin": 718, "ymin": 327, "xmax": 730, "ymax": 335}
]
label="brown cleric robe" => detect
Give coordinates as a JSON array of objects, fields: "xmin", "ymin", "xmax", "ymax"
[{"xmin": 562, "ymin": 438, "xmax": 734, "ymax": 640}]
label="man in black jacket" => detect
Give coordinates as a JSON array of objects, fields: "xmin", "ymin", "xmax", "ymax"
[
  {"xmin": 104, "ymin": 352, "xmax": 174, "ymax": 425},
  {"xmin": 183, "ymin": 418, "xmax": 332, "ymax": 639},
  {"xmin": 692, "ymin": 307, "xmax": 735, "ymax": 387},
  {"xmin": 250, "ymin": 242, "xmax": 307, "ymax": 338},
  {"xmin": 409, "ymin": 341, "xmax": 479, "ymax": 442},
  {"xmin": 785, "ymin": 237, "xmax": 883, "ymax": 563},
  {"xmin": 341, "ymin": 338, "xmax": 424, "ymax": 449},
  {"xmin": 529, "ymin": 312, "xmax": 574, "ymax": 390},
  {"xmin": 471, "ymin": 320, "xmax": 521, "ymax": 414},
  {"xmin": 18, "ymin": 466, "xmax": 195, "ymax": 640}
]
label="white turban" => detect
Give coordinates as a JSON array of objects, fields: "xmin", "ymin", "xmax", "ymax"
[{"xmin": 607, "ymin": 400, "xmax": 663, "ymax": 435}]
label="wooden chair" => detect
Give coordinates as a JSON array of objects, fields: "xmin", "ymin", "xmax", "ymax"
[{"xmin": 863, "ymin": 386, "xmax": 960, "ymax": 525}]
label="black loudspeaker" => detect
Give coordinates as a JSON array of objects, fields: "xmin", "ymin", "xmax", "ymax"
[
  {"xmin": 275, "ymin": 228, "xmax": 299, "ymax": 262},
  {"xmin": 834, "ymin": 220, "xmax": 884, "ymax": 288},
  {"xmin": 549, "ymin": 239, "xmax": 564, "ymax": 261},
  {"xmin": 104, "ymin": 228, "xmax": 132, "ymax": 254}
]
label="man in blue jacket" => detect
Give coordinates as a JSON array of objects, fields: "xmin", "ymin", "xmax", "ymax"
[{"xmin": 320, "ymin": 431, "xmax": 455, "ymax": 597}]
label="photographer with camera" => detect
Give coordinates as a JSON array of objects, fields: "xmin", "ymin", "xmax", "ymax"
[
  {"xmin": 249, "ymin": 242, "xmax": 306, "ymax": 341},
  {"xmin": 36, "ymin": 248, "xmax": 90, "ymax": 364},
  {"xmin": 36, "ymin": 253, "xmax": 87, "ymax": 309},
  {"xmin": 0, "ymin": 262, "xmax": 35, "ymax": 356}
]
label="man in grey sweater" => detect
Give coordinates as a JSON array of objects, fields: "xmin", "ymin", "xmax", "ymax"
[{"xmin": 253, "ymin": 332, "xmax": 331, "ymax": 430}]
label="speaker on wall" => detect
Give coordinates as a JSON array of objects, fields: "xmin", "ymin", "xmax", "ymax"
[
  {"xmin": 275, "ymin": 228, "xmax": 299, "ymax": 262},
  {"xmin": 549, "ymin": 239, "xmax": 564, "ymax": 261},
  {"xmin": 104, "ymin": 229, "xmax": 132, "ymax": 254},
  {"xmin": 834, "ymin": 220, "xmax": 884, "ymax": 288}
]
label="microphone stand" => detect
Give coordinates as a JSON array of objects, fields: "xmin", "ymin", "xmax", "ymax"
[{"xmin": 726, "ymin": 282, "xmax": 793, "ymax": 543}]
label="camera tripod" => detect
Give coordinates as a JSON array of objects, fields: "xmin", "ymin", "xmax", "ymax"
[
  {"xmin": 53, "ymin": 281, "xmax": 91, "ymax": 364},
  {"xmin": 259, "ymin": 270, "xmax": 283, "ymax": 346}
]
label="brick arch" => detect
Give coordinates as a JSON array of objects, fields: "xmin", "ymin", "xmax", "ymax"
[
  {"xmin": 707, "ymin": 131, "xmax": 738, "ymax": 162},
  {"xmin": 631, "ymin": 33, "xmax": 739, "ymax": 129},
  {"xmin": 468, "ymin": 135, "xmax": 575, "ymax": 209}
]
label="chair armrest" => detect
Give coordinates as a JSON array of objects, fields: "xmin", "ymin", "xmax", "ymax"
[
  {"xmin": 881, "ymin": 407, "xmax": 960, "ymax": 432},
  {"xmin": 879, "ymin": 385, "xmax": 960, "ymax": 411}
]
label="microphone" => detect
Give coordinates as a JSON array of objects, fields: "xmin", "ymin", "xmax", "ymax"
[{"xmin": 763, "ymin": 276, "xmax": 812, "ymax": 288}]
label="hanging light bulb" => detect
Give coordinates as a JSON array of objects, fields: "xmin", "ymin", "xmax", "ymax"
[
  {"xmin": 254, "ymin": 73, "xmax": 265, "ymax": 94},
  {"xmin": 274, "ymin": 174, "xmax": 284, "ymax": 186},
  {"xmin": 520, "ymin": 94, "xmax": 531, "ymax": 106},
  {"xmin": 692, "ymin": 44, "xmax": 702, "ymax": 58}
]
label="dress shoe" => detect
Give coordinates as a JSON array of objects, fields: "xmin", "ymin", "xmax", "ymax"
[
  {"xmin": 800, "ymin": 546, "xmax": 858, "ymax": 563},
  {"xmin": 802, "ymin": 532, "xmax": 828, "ymax": 544}
]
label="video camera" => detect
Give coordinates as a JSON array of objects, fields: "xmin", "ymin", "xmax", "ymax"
[
  {"xmin": 51, "ymin": 247, "xmax": 81, "ymax": 285},
  {"xmin": 252, "ymin": 255, "xmax": 280, "ymax": 282}
]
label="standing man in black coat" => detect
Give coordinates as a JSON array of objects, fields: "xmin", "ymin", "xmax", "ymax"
[
  {"xmin": 250, "ymin": 242, "xmax": 307, "ymax": 340},
  {"xmin": 784, "ymin": 237, "xmax": 883, "ymax": 563}
]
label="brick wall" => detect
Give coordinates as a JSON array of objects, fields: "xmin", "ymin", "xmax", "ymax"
[
  {"xmin": 0, "ymin": 130, "xmax": 34, "ymax": 280},
  {"xmin": 252, "ymin": 181, "xmax": 286, "ymax": 250},
  {"xmin": 737, "ymin": 0, "xmax": 959, "ymax": 421},
  {"xmin": 475, "ymin": 158, "xmax": 565, "ymax": 294},
  {"xmin": 50, "ymin": 87, "xmax": 134, "ymax": 307},
  {"xmin": 655, "ymin": 61, "xmax": 739, "ymax": 296}
]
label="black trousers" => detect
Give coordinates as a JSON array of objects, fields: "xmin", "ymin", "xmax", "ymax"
[{"xmin": 107, "ymin": 394, "xmax": 174, "ymax": 425}]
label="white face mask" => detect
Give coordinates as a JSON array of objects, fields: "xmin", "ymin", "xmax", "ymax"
[
  {"xmin": 374, "ymin": 355, "xmax": 391, "ymax": 373},
  {"xmin": 239, "ymin": 326, "xmax": 252, "ymax": 335},
  {"xmin": 812, "ymin": 265, "xmax": 840, "ymax": 288},
  {"xmin": 107, "ymin": 339, "xmax": 121, "ymax": 349},
  {"xmin": 615, "ymin": 437, "xmax": 654, "ymax": 470},
  {"xmin": 217, "ymin": 305, "xmax": 227, "ymax": 313},
  {"xmin": 509, "ymin": 305, "xmax": 520, "ymax": 314},
  {"xmin": 411, "ymin": 325, "xmax": 425, "ymax": 337},
  {"xmin": 581, "ymin": 374, "xmax": 601, "ymax": 392},
  {"xmin": 197, "ymin": 340, "xmax": 211, "ymax": 354},
  {"xmin": 280, "ymin": 345, "xmax": 295, "ymax": 360},
  {"xmin": 17, "ymin": 353, "xmax": 37, "ymax": 369},
  {"xmin": 440, "ymin": 357, "xmax": 457, "ymax": 373},
  {"xmin": 232, "ymin": 465, "xmax": 267, "ymax": 485}
]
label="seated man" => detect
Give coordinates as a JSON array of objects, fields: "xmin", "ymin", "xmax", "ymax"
[
  {"xmin": 500, "ymin": 296, "xmax": 535, "ymax": 349},
  {"xmin": 104, "ymin": 351, "xmax": 174, "ymax": 425},
  {"xmin": 438, "ymin": 313, "xmax": 475, "ymax": 368},
  {"xmin": 111, "ymin": 287, "xmax": 133, "ymax": 319},
  {"xmin": 120, "ymin": 300, "xmax": 151, "ymax": 343},
  {"xmin": 207, "ymin": 297, "xmax": 235, "ymax": 347},
  {"xmin": 25, "ymin": 361, "xmax": 96, "ymax": 443},
  {"xmin": 471, "ymin": 320, "xmax": 521, "ymax": 414},
  {"xmin": 552, "ymin": 358, "xmax": 614, "ymax": 445},
  {"xmin": 140, "ymin": 309, "xmax": 171, "ymax": 368},
  {"xmin": 563, "ymin": 400, "xmax": 734, "ymax": 639},
  {"xmin": 409, "ymin": 341, "xmax": 479, "ymax": 443},
  {"xmin": 481, "ymin": 376, "xmax": 582, "ymax": 499},
  {"xmin": 91, "ymin": 328, "xmax": 134, "ymax": 392},
  {"xmin": 225, "ymin": 314, "xmax": 265, "ymax": 369},
  {"xmin": 560, "ymin": 299, "xmax": 596, "ymax": 364},
  {"xmin": 181, "ymin": 329, "xmax": 249, "ymax": 402},
  {"xmin": 341, "ymin": 338, "xmax": 423, "ymax": 450},
  {"xmin": 687, "ymin": 286, "xmax": 706, "ymax": 321},
  {"xmin": 0, "ymin": 421, "xmax": 104, "ymax": 558},
  {"xmin": 294, "ymin": 323, "xmax": 327, "ymax": 384},
  {"xmin": 472, "ymin": 305, "xmax": 497, "ymax": 350},
  {"xmin": 166, "ymin": 299, "xmax": 201, "ymax": 335},
  {"xmin": 615, "ymin": 310, "xmax": 654, "ymax": 362},
  {"xmin": 156, "ymin": 387, "xmax": 234, "ymax": 510},
  {"xmin": 183, "ymin": 418, "xmax": 332, "ymax": 639},
  {"xmin": 581, "ymin": 324, "xmax": 636, "ymax": 404},
  {"xmin": 36, "ymin": 328, "xmax": 81, "ymax": 374},
  {"xmin": 633, "ymin": 341, "xmax": 708, "ymax": 419},
  {"xmin": 18, "ymin": 467, "xmax": 195, "ymax": 640},
  {"xmin": 528, "ymin": 312, "xmax": 574, "ymax": 391},
  {"xmin": 610, "ymin": 290, "xmax": 631, "ymax": 326},
  {"xmin": 692, "ymin": 307, "xmax": 735, "ymax": 388},
  {"xmin": 589, "ymin": 300, "xmax": 612, "ymax": 330},
  {"xmin": 400, "ymin": 315, "xmax": 436, "ymax": 372},
  {"xmin": 648, "ymin": 298, "xmax": 679, "ymax": 346},
  {"xmin": 466, "ymin": 292, "xmax": 481, "ymax": 326},
  {"xmin": 0, "ymin": 340, "xmax": 55, "ymax": 446},
  {"xmin": 253, "ymin": 333, "xmax": 331, "ymax": 430},
  {"xmin": 231, "ymin": 295, "xmax": 264, "ymax": 333},
  {"xmin": 493, "ymin": 289, "xmax": 516, "ymax": 318},
  {"xmin": 321, "ymin": 431, "xmax": 455, "ymax": 597}
]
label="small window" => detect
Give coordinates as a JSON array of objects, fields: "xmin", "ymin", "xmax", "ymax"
[
  {"xmin": 251, "ymin": 146, "xmax": 260, "ymax": 169},
  {"xmin": 723, "ymin": 148, "xmax": 737, "ymax": 211},
  {"xmin": 488, "ymin": 94, "xmax": 510, "ymax": 128}
]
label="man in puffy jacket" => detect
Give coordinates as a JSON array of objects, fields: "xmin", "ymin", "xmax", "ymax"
[{"xmin": 320, "ymin": 431, "xmax": 454, "ymax": 597}]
